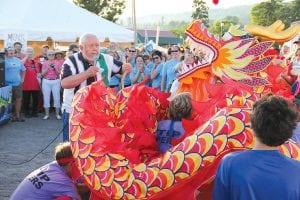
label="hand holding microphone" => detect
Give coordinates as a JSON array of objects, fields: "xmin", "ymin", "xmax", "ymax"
[
  {"xmin": 85, "ymin": 55, "xmax": 104, "ymax": 80},
  {"xmin": 86, "ymin": 66, "xmax": 99, "ymax": 77},
  {"xmin": 86, "ymin": 55, "xmax": 100, "ymax": 78}
]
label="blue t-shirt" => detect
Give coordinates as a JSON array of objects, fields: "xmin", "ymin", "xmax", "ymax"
[
  {"xmin": 5, "ymin": 57, "xmax": 26, "ymax": 86},
  {"xmin": 145, "ymin": 61, "xmax": 154, "ymax": 73},
  {"xmin": 108, "ymin": 74, "xmax": 120, "ymax": 87},
  {"xmin": 213, "ymin": 150, "xmax": 300, "ymax": 200},
  {"xmin": 11, "ymin": 161, "xmax": 80, "ymax": 200},
  {"xmin": 129, "ymin": 65, "xmax": 151, "ymax": 86},
  {"xmin": 151, "ymin": 63, "xmax": 163, "ymax": 90},
  {"xmin": 156, "ymin": 120, "xmax": 185, "ymax": 153},
  {"xmin": 161, "ymin": 59, "xmax": 180, "ymax": 92}
]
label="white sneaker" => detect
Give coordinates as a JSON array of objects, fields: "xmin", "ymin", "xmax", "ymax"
[
  {"xmin": 43, "ymin": 115, "xmax": 49, "ymax": 120},
  {"xmin": 56, "ymin": 115, "xmax": 61, "ymax": 120}
]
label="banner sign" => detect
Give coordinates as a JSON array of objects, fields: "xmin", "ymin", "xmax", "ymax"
[
  {"xmin": 0, "ymin": 85, "xmax": 12, "ymax": 125},
  {"xmin": 4, "ymin": 32, "xmax": 27, "ymax": 49}
]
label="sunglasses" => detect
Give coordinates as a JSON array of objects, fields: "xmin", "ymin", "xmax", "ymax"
[
  {"xmin": 129, "ymin": 50, "xmax": 136, "ymax": 53},
  {"xmin": 171, "ymin": 50, "xmax": 179, "ymax": 53},
  {"xmin": 153, "ymin": 56, "xmax": 160, "ymax": 60}
]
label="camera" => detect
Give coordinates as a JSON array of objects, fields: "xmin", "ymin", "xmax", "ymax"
[{"xmin": 49, "ymin": 63, "xmax": 54, "ymax": 68}]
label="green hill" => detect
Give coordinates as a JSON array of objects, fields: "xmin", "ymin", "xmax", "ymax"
[
  {"xmin": 118, "ymin": 4, "xmax": 254, "ymax": 30},
  {"xmin": 209, "ymin": 5, "xmax": 253, "ymax": 25}
]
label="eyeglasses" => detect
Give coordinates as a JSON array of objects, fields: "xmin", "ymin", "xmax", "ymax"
[
  {"xmin": 171, "ymin": 50, "xmax": 179, "ymax": 53},
  {"xmin": 153, "ymin": 56, "xmax": 160, "ymax": 60},
  {"xmin": 129, "ymin": 50, "xmax": 136, "ymax": 53}
]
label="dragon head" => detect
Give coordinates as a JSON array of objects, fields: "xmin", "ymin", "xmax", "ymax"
[{"xmin": 176, "ymin": 20, "xmax": 280, "ymax": 102}]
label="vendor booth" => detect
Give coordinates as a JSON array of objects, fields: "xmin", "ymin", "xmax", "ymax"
[
  {"xmin": 0, "ymin": 0, "xmax": 134, "ymax": 51},
  {"xmin": 0, "ymin": 0, "xmax": 135, "ymax": 124}
]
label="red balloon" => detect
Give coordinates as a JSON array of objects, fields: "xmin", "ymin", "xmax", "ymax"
[{"xmin": 213, "ymin": 0, "xmax": 219, "ymax": 4}]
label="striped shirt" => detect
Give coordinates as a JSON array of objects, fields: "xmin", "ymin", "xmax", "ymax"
[{"xmin": 61, "ymin": 52, "xmax": 122, "ymax": 113}]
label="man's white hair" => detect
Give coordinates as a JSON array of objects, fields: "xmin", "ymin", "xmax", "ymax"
[{"xmin": 79, "ymin": 33, "xmax": 99, "ymax": 45}]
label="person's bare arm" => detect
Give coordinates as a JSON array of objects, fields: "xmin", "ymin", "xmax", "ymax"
[
  {"xmin": 76, "ymin": 183, "xmax": 90, "ymax": 196},
  {"xmin": 121, "ymin": 63, "xmax": 132, "ymax": 74},
  {"xmin": 21, "ymin": 55, "xmax": 28, "ymax": 64},
  {"xmin": 20, "ymin": 71, "xmax": 26, "ymax": 84},
  {"xmin": 161, "ymin": 76, "xmax": 166, "ymax": 92},
  {"xmin": 131, "ymin": 71, "xmax": 140, "ymax": 84},
  {"xmin": 151, "ymin": 66, "xmax": 158, "ymax": 79}
]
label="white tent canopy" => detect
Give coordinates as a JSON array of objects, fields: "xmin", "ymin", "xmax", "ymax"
[{"xmin": 0, "ymin": 0, "xmax": 134, "ymax": 42}]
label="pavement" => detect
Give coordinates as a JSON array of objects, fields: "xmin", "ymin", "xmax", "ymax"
[{"xmin": 0, "ymin": 112, "xmax": 62, "ymax": 199}]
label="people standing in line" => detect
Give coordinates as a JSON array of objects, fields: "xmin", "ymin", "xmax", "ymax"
[
  {"xmin": 130, "ymin": 55, "xmax": 150, "ymax": 85},
  {"xmin": 279, "ymin": 44, "xmax": 292, "ymax": 66},
  {"xmin": 108, "ymin": 51, "xmax": 121, "ymax": 89},
  {"xmin": 150, "ymin": 50, "xmax": 164, "ymax": 91},
  {"xmin": 143, "ymin": 54, "xmax": 154, "ymax": 72},
  {"xmin": 61, "ymin": 33, "xmax": 130, "ymax": 142},
  {"xmin": 13, "ymin": 42, "xmax": 25, "ymax": 59},
  {"xmin": 34, "ymin": 45, "xmax": 49, "ymax": 113},
  {"xmin": 122, "ymin": 47, "xmax": 137, "ymax": 88},
  {"xmin": 55, "ymin": 51, "xmax": 65, "ymax": 64},
  {"xmin": 175, "ymin": 49, "xmax": 195, "ymax": 73},
  {"xmin": 161, "ymin": 45, "xmax": 181, "ymax": 92},
  {"xmin": 67, "ymin": 43, "xmax": 79, "ymax": 57},
  {"xmin": 293, "ymin": 37, "xmax": 300, "ymax": 51},
  {"xmin": 21, "ymin": 47, "xmax": 40, "ymax": 118},
  {"xmin": 213, "ymin": 95, "xmax": 300, "ymax": 200},
  {"xmin": 169, "ymin": 50, "xmax": 195, "ymax": 96},
  {"xmin": 34, "ymin": 45, "xmax": 49, "ymax": 72},
  {"xmin": 41, "ymin": 50, "xmax": 62, "ymax": 120},
  {"xmin": 4, "ymin": 47, "xmax": 26, "ymax": 122},
  {"xmin": 281, "ymin": 48, "xmax": 300, "ymax": 94},
  {"xmin": 10, "ymin": 142, "xmax": 88, "ymax": 200}
]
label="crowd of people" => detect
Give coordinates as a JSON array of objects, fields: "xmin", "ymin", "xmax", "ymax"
[
  {"xmin": 4, "ymin": 35, "xmax": 203, "ymax": 123},
  {"xmin": 4, "ymin": 33, "xmax": 300, "ymax": 199},
  {"xmin": 5, "ymin": 36, "xmax": 300, "ymax": 122}
]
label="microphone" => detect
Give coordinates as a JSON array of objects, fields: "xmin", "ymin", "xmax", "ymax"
[{"xmin": 92, "ymin": 55, "xmax": 98, "ymax": 67}]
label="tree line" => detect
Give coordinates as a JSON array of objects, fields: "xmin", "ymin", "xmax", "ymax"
[{"xmin": 73, "ymin": 0, "xmax": 300, "ymax": 38}]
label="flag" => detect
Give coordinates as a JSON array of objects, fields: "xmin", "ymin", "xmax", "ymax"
[{"xmin": 98, "ymin": 53, "xmax": 113, "ymax": 86}]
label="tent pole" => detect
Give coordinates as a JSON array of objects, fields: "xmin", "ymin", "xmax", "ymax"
[{"xmin": 132, "ymin": 0, "xmax": 137, "ymax": 45}]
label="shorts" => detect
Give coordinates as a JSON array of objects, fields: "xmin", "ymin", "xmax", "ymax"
[{"xmin": 12, "ymin": 85, "xmax": 23, "ymax": 100}]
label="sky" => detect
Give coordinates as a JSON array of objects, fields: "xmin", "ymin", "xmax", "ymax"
[{"xmin": 120, "ymin": 0, "xmax": 291, "ymax": 18}]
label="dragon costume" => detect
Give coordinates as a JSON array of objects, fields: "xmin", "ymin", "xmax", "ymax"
[{"xmin": 69, "ymin": 20, "xmax": 300, "ymax": 199}]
